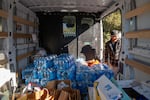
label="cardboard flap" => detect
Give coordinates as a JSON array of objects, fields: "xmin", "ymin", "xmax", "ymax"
[{"xmin": 97, "ymin": 75, "xmax": 122, "ymax": 100}]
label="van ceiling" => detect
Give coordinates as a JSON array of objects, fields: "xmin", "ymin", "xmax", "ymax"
[{"xmin": 19, "ymin": 0, "xmax": 115, "ymax": 13}]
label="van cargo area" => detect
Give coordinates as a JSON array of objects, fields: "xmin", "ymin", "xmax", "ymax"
[{"xmin": 0, "ymin": 0, "xmax": 150, "ymax": 100}]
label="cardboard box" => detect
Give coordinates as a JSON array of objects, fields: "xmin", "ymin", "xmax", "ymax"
[
  {"xmin": 96, "ymin": 75, "xmax": 122, "ymax": 100},
  {"xmin": 16, "ymin": 89, "xmax": 44, "ymax": 100},
  {"xmin": 45, "ymin": 80, "xmax": 81, "ymax": 100},
  {"xmin": 16, "ymin": 94, "xmax": 27, "ymax": 100},
  {"xmin": 62, "ymin": 87, "xmax": 81, "ymax": 100},
  {"xmin": 88, "ymin": 87, "xmax": 94, "ymax": 100},
  {"xmin": 16, "ymin": 90, "xmax": 51, "ymax": 100},
  {"xmin": 49, "ymin": 89, "xmax": 61, "ymax": 100},
  {"xmin": 46, "ymin": 79, "xmax": 71, "ymax": 90},
  {"xmin": 94, "ymin": 81, "xmax": 101, "ymax": 100}
]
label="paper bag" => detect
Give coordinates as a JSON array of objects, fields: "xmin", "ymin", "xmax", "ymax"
[{"xmin": 58, "ymin": 90, "xmax": 69, "ymax": 100}]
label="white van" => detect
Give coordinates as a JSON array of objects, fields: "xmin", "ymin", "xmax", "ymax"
[{"xmin": 0, "ymin": 0, "xmax": 150, "ymax": 99}]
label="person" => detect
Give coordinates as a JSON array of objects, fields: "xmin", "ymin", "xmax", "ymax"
[
  {"xmin": 81, "ymin": 45, "xmax": 100, "ymax": 67},
  {"xmin": 104, "ymin": 30, "xmax": 121, "ymax": 74}
]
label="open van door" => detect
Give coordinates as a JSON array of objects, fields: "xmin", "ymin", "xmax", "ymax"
[
  {"xmin": 101, "ymin": 0, "xmax": 150, "ymax": 99},
  {"xmin": 101, "ymin": 0, "xmax": 150, "ymax": 81}
]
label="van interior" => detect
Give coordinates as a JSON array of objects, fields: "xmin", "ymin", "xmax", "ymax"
[{"xmin": 0, "ymin": 0, "xmax": 150, "ymax": 99}]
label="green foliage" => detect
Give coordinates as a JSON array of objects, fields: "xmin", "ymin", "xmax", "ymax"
[{"xmin": 103, "ymin": 10, "xmax": 121, "ymax": 44}]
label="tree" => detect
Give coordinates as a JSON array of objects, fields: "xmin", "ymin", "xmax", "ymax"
[{"xmin": 103, "ymin": 10, "xmax": 121, "ymax": 44}]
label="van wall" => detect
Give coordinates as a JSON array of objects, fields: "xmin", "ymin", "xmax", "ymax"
[
  {"xmin": 0, "ymin": 0, "xmax": 39, "ymax": 80},
  {"xmin": 122, "ymin": 0, "xmax": 150, "ymax": 81},
  {"xmin": 133, "ymin": 0, "xmax": 150, "ymax": 81},
  {"xmin": 14, "ymin": 3, "xmax": 38, "ymax": 72}
]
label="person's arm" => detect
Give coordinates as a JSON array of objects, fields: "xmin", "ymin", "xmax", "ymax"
[
  {"xmin": 115, "ymin": 39, "xmax": 121, "ymax": 55},
  {"xmin": 117, "ymin": 39, "xmax": 122, "ymax": 60}
]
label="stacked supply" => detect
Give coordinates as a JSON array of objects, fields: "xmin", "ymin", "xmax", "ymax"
[
  {"xmin": 34, "ymin": 55, "xmax": 56, "ymax": 69},
  {"xmin": 75, "ymin": 62, "xmax": 114, "ymax": 94},
  {"xmin": 22, "ymin": 64, "xmax": 34, "ymax": 84},
  {"xmin": 22, "ymin": 54, "xmax": 77, "ymax": 87},
  {"xmin": 53, "ymin": 53, "xmax": 76, "ymax": 81},
  {"xmin": 75, "ymin": 64, "xmax": 90, "ymax": 93},
  {"xmin": 91, "ymin": 64, "xmax": 114, "ymax": 79},
  {"xmin": 22, "ymin": 53, "xmax": 114, "ymax": 95},
  {"xmin": 22, "ymin": 55, "xmax": 57, "ymax": 86}
]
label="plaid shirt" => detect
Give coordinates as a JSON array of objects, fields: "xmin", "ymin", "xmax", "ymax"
[{"xmin": 104, "ymin": 39, "xmax": 121, "ymax": 67}]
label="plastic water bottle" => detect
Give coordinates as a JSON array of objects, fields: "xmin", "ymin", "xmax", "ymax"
[{"xmin": 33, "ymin": 69, "xmax": 38, "ymax": 79}]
